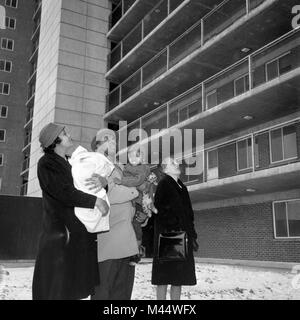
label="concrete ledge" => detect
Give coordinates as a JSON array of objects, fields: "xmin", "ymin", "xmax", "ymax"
[{"xmin": 194, "ymin": 258, "xmax": 299, "ymax": 271}]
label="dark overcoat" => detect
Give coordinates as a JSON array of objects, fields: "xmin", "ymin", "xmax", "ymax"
[
  {"xmin": 32, "ymin": 152, "xmax": 99, "ymax": 300},
  {"xmin": 151, "ymin": 174, "xmax": 197, "ymax": 286}
]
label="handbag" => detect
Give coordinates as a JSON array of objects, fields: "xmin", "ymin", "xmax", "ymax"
[{"xmin": 157, "ymin": 231, "xmax": 188, "ymax": 262}]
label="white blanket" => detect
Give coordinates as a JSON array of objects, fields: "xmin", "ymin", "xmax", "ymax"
[{"xmin": 70, "ymin": 146, "xmax": 115, "ymax": 233}]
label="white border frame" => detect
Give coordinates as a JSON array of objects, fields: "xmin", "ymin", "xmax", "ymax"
[
  {"xmin": 5, "ymin": 17, "xmax": 16, "ymax": 30},
  {"xmin": 1, "ymin": 38, "xmax": 15, "ymax": 51},
  {"xmin": 0, "ymin": 59, "xmax": 12, "ymax": 73},
  {"xmin": 0, "ymin": 105, "xmax": 8, "ymax": 118},
  {"xmin": 5, "ymin": 0, "xmax": 18, "ymax": 9},
  {"xmin": 0, "ymin": 129, "xmax": 6, "ymax": 142},
  {"xmin": 273, "ymin": 199, "xmax": 300, "ymax": 239},
  {"xmin": 0, "ymin": 82, "xmax": 10, "ymax": 95},
  {"xmin": 269, "ymin": 125, "xmax": 298, "ymax": 164}
]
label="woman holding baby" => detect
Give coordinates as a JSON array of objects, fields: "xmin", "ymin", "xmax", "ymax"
[{"xmin": 32, "ymin": 123, "xmax": 109, "ymax": 300}]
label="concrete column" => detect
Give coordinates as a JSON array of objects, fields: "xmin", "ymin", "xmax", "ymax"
[{"xmin": 28, "ymin": 0, "xmax": 110, "ymax": 197}]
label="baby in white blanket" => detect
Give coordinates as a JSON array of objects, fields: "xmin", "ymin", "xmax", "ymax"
[{"xmin": 69, "ymin": 146, "xmax": 115, "ymax": 233}]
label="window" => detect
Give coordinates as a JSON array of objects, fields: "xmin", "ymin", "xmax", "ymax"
[
  {"xmin": 270, "ymin": 125, "xmax": 297, "ymax": 163},
  {"xmin": 206, "ymin": 90, "xmax": 218, "ymax": 110},
  {"xmin": 0, "ymin": 82, "xmax": 10, "ymax": 95},
  {"xmin": 5, "ymin": 17, "xmax": 16, "ymax": 29},
  {"xmin": 234, "ymin": 74, "xmax": 249, "ymax": 96},
  {"xmin": 0, "ymin": 60, "xmax": 12, "ymax": 72},
  {"xmin": 1, "ymin": 38, "xmax": 14, "ymax": 51},
  {"xmin": 273, "ymin": 200, "xmax": 300, "ymax": 238},
  {"xmin": 0, "ymin": 129, "xmax": 6, "ymax": 142},
  {"xmin": 266, "ymin": 52, "xmax": 292, "ymax": 81},
  {"xmin": 0, "ymin": 105, "xmax": 8, "ymax": 118},
  {"xmin": 237, "ymin": 138, "xmax": 253, "ymax": 171},
  {"xmin": 5, "ymin": 0, "xmax": 18, "ymax": 8},
  {"xmin": 0, "ymin": 154, "xmax": 3, "ymax": 166},
  {"xmin": 0, "ymin": 178, "xmax": 2, "ymax": 191},
  {"xmin": 207, "ymin": 149, "xmax": 218, "ymax": 181}
]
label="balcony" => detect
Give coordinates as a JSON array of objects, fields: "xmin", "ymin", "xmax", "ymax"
[
  {"xmin": 105, "ymin": 0, "xmax": 297, "ymax": 120},
  {"xmin": 20, "ymin": 183, "xmax": 28, "ymax": 196},
  {"xmin": 24, "ymin": 108, "xmax": 34, "ymax": 128},
  {"xmin": 125, "ymin": 118, "xmax": 300, "ymax": 206},
  {"xmin": 108, "ymin": 0, "xmax": 161, "ymax": 41},
  {"xmin": 22, "ymin": 133, "xmax": 32, "ymax": 152},
  {"xmin": 29, "ymin": 45, "xmax": 39, "ymax": 63},
  {"xmin": 108, "ymin": 29, "xmax": 300, "ymax": 145},
  {"xmin": 185, "ymin": 119, "xmax": 300, "ymax": 206},
  {"xmin": 27, "ymin": 69, "xmax": 37, "ymax": 84},
  {"xmin": 31, "ymin": 23, "xmax": 40, "ymax": 42},
  {"xmin": 20, "ymin": 157, "xmax": 30, "ymax": 175},
  {"xmin": 32, "ymin": 1, "xmax": 42, "ymax": 21},
  {"xmin": 107, "ymin": 0, "xmax": 221, "ymax": 80}
]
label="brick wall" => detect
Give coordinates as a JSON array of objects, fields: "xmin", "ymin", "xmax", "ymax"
[{"xmin": 194, "ymin": 202, "xmax": 300, "ymax": 262}]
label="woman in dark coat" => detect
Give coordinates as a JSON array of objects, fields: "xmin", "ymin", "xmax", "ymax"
[
  {"xmin": 151, "ymin": 157, "xmax": 198, "ymax": 300},
  {"xmin": 32, "ymin": 123, "xmax": 108, "ymax": 300}
]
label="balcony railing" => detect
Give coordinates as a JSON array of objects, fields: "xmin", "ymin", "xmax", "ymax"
[
  {"xmin": 20, "ymin": 183, "xmax": 28, "ymax": 196},
  {"xmin": 109, "ymin": 28, "xmax": 299, "ymax": 131},
  {"xmin": 31, "ymin": 22, "xmax": 40, "ymax": 42},
  {"xmin": 21, "ymin": 157, "xmax": 30, "ymax": 173},
  {"xmin": 118, "ymin": 117, "xmax": 300, "ymax": 188},
  {"xmin": 24, "ymin": 108, "xmax": 34, "ymax": 127},
  {"xmin": 27, "ymin": 68, "xmax": 37, "ymax": 84},
  {"xmin": 114, "ymin": 29, "xmax": 300, "ymax": 165},
  {"xmin": 33, "ymin": 0, "xmax": 42, "ymax": 20},
  {"xmin": 107, "ymin": 0, "xmax": 268, "ymax": 111},
  {"xmin": 23, "ymin": 133, "xmax": 32, "ymax": 150},
  {"xmin": 108, "ymin": 0, "xmax": 185, "ymax": 69},
  {"xmin": 179, "ymin": 118, "xmax": 300, "ymax": 186},
  {"xmin": 109, "ymin": 0, "xmax": 136, "ymax": 30}
]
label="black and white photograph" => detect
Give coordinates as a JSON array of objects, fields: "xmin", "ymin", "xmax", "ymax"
[{"xmin": 0, "ymin": 0, "xmax": 300, "ymax": 306}]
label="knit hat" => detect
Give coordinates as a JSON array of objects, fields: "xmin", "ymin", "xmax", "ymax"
[{"xmin": 39, "ymin": 123, "xmax": 65, "ymax": 148}]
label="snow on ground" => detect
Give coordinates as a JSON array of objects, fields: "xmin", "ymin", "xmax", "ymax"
[{"xmin": 0, "ymin": 262, "xmax": 300, "ymax": 300}]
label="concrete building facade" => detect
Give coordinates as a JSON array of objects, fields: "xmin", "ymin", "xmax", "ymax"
[
  {"xmin": 103, "ymin": 0, "xmax": 300, "ymax": 263},
  {"xmin": 27, "ymin": 0, "xmax": 110, "ymax": 196},
  {"xmin": 24, "ymin": 0, "xmax": 300, "ymax": 263},
  {"xmin": 0, "ymin": 0, "xmax": 35, "ymax": 195}
]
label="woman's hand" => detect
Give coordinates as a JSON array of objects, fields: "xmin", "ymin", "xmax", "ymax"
[
  {"xmin": 85, "ymin": 174, "xmax": 108, "ymax": 193},
  {"xmin": 95, "ymin": 198, "xmax": 109, "ymax": 216}
]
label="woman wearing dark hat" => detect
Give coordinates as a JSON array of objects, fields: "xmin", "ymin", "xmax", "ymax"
[
  {"xmin": 152, "ymin": 157, "xmax": 198, "ymax": 300},
  {"xmin": 32, "ymin": 122, "xmax": 108, "ymax": 300}
]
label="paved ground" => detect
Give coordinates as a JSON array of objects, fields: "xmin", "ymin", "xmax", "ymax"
[{"xmin": 1, "ymin": 262, "xmax": 299, "ymax": 300}]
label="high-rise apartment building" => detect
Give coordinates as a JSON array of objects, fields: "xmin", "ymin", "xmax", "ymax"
[
  {"xmin": 0, "ymin": 0, "xmax": 35, "ymax": 195},
  {"xmin": 103, "ymin": 0, "xmax": 300, "ymax": 262},
  {"xmin": 27, "ymin": 0, "xmax": 110, "ymax": 196},
  {"xmin": 14, "ymin": 0, "xmax": 300, "ymax": 262}
]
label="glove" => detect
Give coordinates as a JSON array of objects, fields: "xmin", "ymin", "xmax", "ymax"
[{"xmin": 192, "ymin": 239, "xmax": 199, "ymax": 252}]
